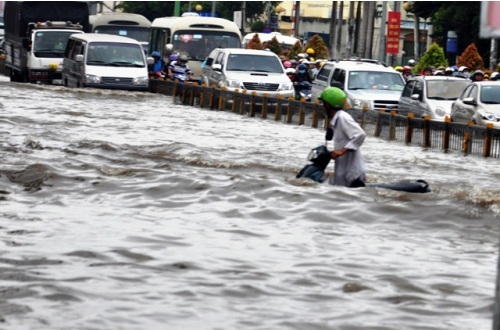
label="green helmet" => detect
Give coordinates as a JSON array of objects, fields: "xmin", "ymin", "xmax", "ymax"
[{"xmin": 319, "ymin": 87, "xmax": 347, "ymax": 109}]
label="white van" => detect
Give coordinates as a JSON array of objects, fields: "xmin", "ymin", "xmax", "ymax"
[{"xmin": 62, "ymin": 34, "xmax": 153, "ymax": 91}]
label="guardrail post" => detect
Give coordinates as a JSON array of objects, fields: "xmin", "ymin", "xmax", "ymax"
[
  {"xmin": 274, "ymin": 95, "xmax": 283, "ymax": 121},
  {"xmin": 423, "ymin": 116, "xmax": 431, "ymax": 148},
  {"xmin": 483, "ymin": 123, "xmax": 494, "ymax": 157},
  {"xmin": 240, "ymin": 90, "xmax": 246, "ymax": 114},
  {"xmin": 200, "ymin": 83, "xmax": 206, "ymax": 108},
  {"xmin": 232, "ymin": 89, "xmax": 239, "ymax": 112},
  {"xmin": 389, "ymin": 110, "xmax": 397, "ymax": 140},
  {"xmin": 442, "ymin": 117, "xmax": 451, "ymax": 152},
  {"xmin": 209, "ymin": 84, "xmax": 217, "ymax": 109},
  {"xmin": 261, "ymin": 94, "xmax": 269, "ymax": 119},
  {"xmin": 311, "ymin": 101, "xmax": 320, "ymax": 128},
  {"xmin": 298, "ymin": 99, "xmax": 306, "ymax": 125},
  {"xmin": 462, "ymin": 122, "xmax": 474, "ymax": 155},
  {"xmin": 359, "ymin": 108, "xmax": 367, "ymax": 129},
  {"xmin": 374, "ymin": 111, "xmax": 383, "ymax": 137},
  {"xmin": 286, "ymin": 97, "xmax": 294, "ymax": 123},
  {"xmin": 405, "ymin": 113, "xmax": 414, "ymax": 144},
  {"xmin": 219, "ymin": 87, "xmax": 226, "ymax": 110},
  {"xmin": 249, "ymin": 92, "xmax": 256, "ymax": 117}
]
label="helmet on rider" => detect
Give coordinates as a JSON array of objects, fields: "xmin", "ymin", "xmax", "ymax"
[
  {"xmin": 319, "ymin": 87, "xmax": 347, "ymax": 109},
  {"xmin": 306, "ymin": 48, "xmax": 315, "ymax": 55},
  {"xmin": 152, "ymin": 51, "xmax": 161, "ymax": 58},
  {"xmin": 408, "ymin": 59, "xmax": 416, "ymax": 66},
  {"xmin": 179, "ymin": 55, "xmax": 188, "ymax": 63},
  {"xmin": 297, "ymin": 63, "xmax": 307, "ymax": 71},
  {"xmin": 394, "ymin": 65, "xmax": 403, "ymax": 72},
  {"xmin": 170, "ymin": 53, "xmax": 178, "ymax": 61},
  {"xmin": 402, "ymin": 66, "xmax": 412, "ymax": 72},
  {"xmin": 283, "ymin": 61, "xmax": 292, "ymax": 68}
]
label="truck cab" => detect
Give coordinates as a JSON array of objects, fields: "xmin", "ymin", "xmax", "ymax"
[{"xmin": 24, "ymin": 21, "xmax": 84, "ymax": 84}]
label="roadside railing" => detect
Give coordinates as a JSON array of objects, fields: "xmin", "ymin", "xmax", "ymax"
[{"xmin": 149, "ymin": 78, "xmax": 500, "ymax": 159}]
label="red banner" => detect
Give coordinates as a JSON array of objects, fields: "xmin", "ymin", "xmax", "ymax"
[{"xmin": 386, "ymin": 11, "xmax": 401, "ymax": 54}]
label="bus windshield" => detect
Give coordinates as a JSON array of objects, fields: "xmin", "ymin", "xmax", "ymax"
[
  {"xmin": 94, "ymin": 26, "xmax": 150, "ymax": 43},
  {"xmin": 172, "ymin": 30, "xmax": 241, "ymax": 61}
]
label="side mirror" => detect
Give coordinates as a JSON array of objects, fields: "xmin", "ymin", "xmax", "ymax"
[
  {"xmin": 463, "ymin": 97, "xmax": 476, "ymax": 106},
  {"xmin": 146, "ymin": 57, "xmax": 154, "ymax": 65},
  {"xmin": 75, "ymin": 54, "xmax": 84, "ymax": 62},
  {"xmin": 22, "ymin": 39, "xmax": 30, "ymax": 50},
  {"xmin": 212, "ymin": 63, "xmax": 222, "ymax": 72},
  {"xmin": 411, "ymin": 94, "xmax": 420, "ymax": 101}
]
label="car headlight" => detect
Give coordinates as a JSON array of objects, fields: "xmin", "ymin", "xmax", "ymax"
[
  {"xmin": 84, "ymin": 74, "xmax": 101, "ymax": 84},
  {"xmin": 133, "ymin": 76, "xmax": 149, "ymax": 86},
  {"xmin": 281, "ymin": 82, "xmax": 293, "ymax": 91},
  {"xmin": 435, "ymin": 107, "xmax": 446, "ymax": 116},
  {"xmin": 480, "ymin": 112, "xmax": 498, "ymax": 121},
  {"xmin": 352, "ymin": 98, "xmax": 372, "ymax": 110},
  {"xmin": 226, "ymin": 79, "xmax": 240, "ymax": 88}
]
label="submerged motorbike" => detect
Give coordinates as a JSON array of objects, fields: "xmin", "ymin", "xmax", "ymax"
[{"xmin": 296, "ymin": 129, "xmax": 431, "ymax": 193}]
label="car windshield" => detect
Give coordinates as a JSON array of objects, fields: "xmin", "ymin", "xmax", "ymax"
[
  {"xmin": 348, "ymin": 71, "xmax": 405, "ymax": 91},
  {"xmin": 426, "ymin": 80, "xmax": 470, "ymax": 100},
  {"xmin": 226, "ymin": 54, "xmax": 284, "ymax": 73},
  {"xmin": 33, "ymin": 31, "xmax": 78, "ymax": 58},
  {"xmin": 480, "ymin": 85, "xmax": 500, "ymax": 104},
  {"xmin": 86, "ymin": 42, "xmax": 145, "ymax": 67}
]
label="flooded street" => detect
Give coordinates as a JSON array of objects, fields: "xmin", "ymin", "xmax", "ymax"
[{"xmin": 0, "ymin": 76, "xmax": 499, "ymax": 330}]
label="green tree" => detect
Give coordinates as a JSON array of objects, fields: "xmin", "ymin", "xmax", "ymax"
[
  {"xmin": 303, "ymin": 34, "xmax": 330, "ymax": 60},
  {"xmin": 457, "ymin": 43, "xmax": 484, "ymax": 71},
  {"xmin": 415, "ymin": 42, "xmax": 448, "ymax": 73},
  {"xmin": 118, "ymin": 1, "xmax": 281, "ymax": 22},
  {"xmin": 251, "ymin": 21, "xmax": 265, "ymax": 32},
  {"xmin": 411, "ymin": 2, "xmax": 490, "ymax": 67}
]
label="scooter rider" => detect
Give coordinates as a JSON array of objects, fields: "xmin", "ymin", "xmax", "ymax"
[
  {"xmin": 320, "ymin": 87, "xmax": 366, "ymax": 188},
  {"xmin": 294, "ymin": 63, "xmax": 312, "ymax": 98},
  {"xmin": 167, "ymin": 54, "xmax": 193, "ymax": 81}
]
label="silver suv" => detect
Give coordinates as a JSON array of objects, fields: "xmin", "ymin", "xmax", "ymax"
[
  {"xmin": 311, "ymin": 60, "xmax": 405, "ymax": 111},
  {"xmin": 201, "ymin": 48, "xmax": 294, "ymax": 99}
]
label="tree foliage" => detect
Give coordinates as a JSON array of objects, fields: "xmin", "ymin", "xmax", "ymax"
[
  {"xmin": 304, "ymin": 34, "xmax": 330, "ymax": 60},
  {"xmin": 415, "ymin": 42, "xmax": 448, "ymax": 73},
  {"xmin": 409, "ymin": 2, "xmax": 490, "ymax": 67},
  {"xmin": 266, "ymin": 36, "xmax": 283, "ymax": 55},
  {"xmin": 118, "ymin": 1, "xmax": 281, "ymax": 22},
  {"xmin": 251, "ymin": 21, "xmax": 265, "ymax": 32},
  {"xmin": 287, "ymin": 40, "xmax": 303, "ymax": 60},
  {"xmin": 457, "ymin": 43, "xmax": 484, "ymax": 71}
]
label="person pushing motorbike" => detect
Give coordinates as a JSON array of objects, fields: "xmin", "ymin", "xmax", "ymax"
[{"xmin": 320, "ymin": 87, "xmax": 367, "ymax": 188}]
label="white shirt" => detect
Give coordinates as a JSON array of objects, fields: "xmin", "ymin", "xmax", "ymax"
[{"xmin": 328, "ymin": 110, "xmax": 367, "ymax": 187}]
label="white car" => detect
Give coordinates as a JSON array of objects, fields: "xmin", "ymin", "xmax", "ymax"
[
  {"xmin": 311, "ymin": 59, "xmax": 405, "ymax": 111},
  {"xmin": 202, "ymin": 48, "xmax": 295, "ymax": 99},
  {"xmin": 450, "ymin": 81, "xmax": 500, "ymax": 128},
  {"xmin": 398, "ymin": 76, "xmax": 470, "ymax": 121}
]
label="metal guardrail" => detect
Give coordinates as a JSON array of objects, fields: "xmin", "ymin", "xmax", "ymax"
[{"xmin": 149, "ymin": 78, "xmax": 500, "ymax": 159}]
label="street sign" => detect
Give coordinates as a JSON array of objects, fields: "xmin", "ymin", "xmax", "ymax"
[{"xmin": 386, "ymin": 11, "xmax": 401, "ymax": 54}]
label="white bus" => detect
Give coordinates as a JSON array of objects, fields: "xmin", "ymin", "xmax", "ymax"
[
  {"xmin": 242, "ymin": 32, "xmax": 301, "ymax": 52},
  {"xmin": 149, "ymin": 15, "xmax": 242, "ymax": 81},
  {"xmin": 89, "ymin": 12, "xmax": 151, "ymax": 53}
]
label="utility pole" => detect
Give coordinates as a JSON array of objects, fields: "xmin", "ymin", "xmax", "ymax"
[
  {"xmin": 377, "ymin": 1, "xmax": 387, "ymax": 63},
  {"xmin": 241, "ymin": 2, "xmax": 246, "ymax": 35},
  {"xmin": 294, "ymin": 1, "xmax": 301, "ymax": 38},
  {"xmin": 211, "ymin": 1, "xmax": 216, "ymax": 17},
  {"xmin": 336, "ymin": 1, "xmax": 344, "ymax": 58},
  {"xmin": 365, "ymin": 1, "xmax": 375, "ymax": 58},
  {"xmin": 346, "ymin": 1, "xmax": 355, "ymax": 57},
  {"xmin": 329, "ymin": 2, "xmax": 337, "ymax": 59}
]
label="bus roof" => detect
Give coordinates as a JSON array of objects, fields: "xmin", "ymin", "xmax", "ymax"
[
  {"xmin": 151, "ymin": 16, "xmax": 241, "ymax": 37},
  {"xmin": 89, "ymin": 12, "xmax": 151, "ymax": 28}
]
